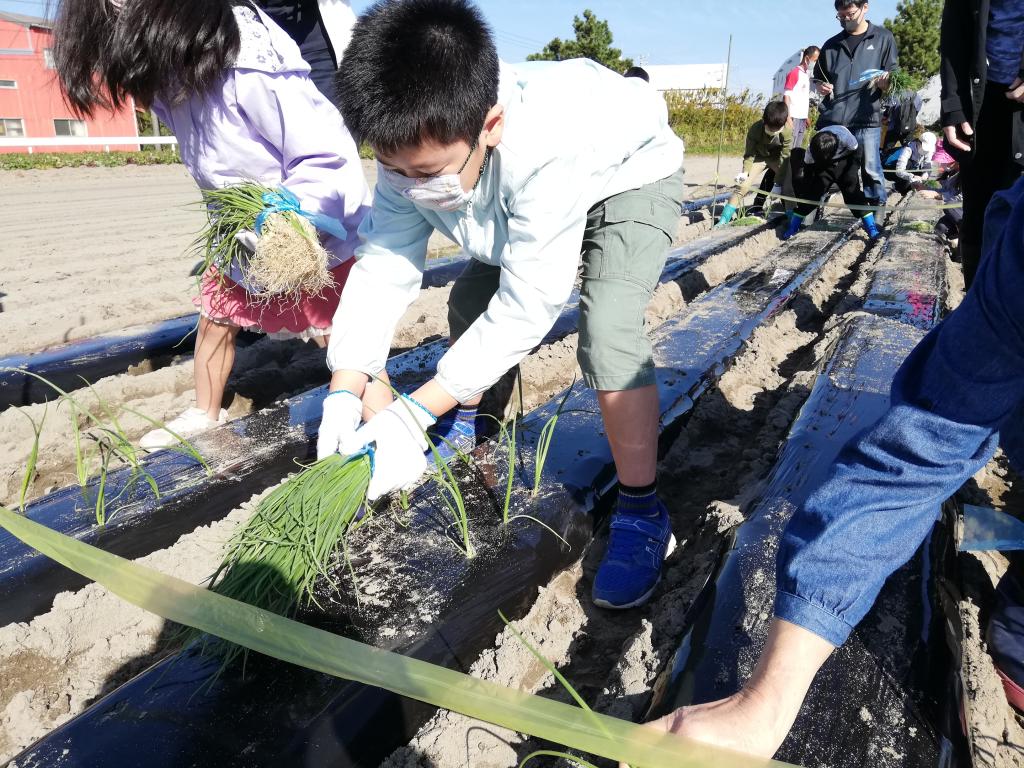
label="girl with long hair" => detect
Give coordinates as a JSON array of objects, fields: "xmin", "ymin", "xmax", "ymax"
[{"xmin": 52, "ymin": 0, "xmax": 381, "ymax": 448}]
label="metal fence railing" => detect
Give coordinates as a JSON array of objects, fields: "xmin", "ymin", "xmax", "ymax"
[{"xmin": 0, "ymin": 136, "xmax": 178, "ymax": 153}]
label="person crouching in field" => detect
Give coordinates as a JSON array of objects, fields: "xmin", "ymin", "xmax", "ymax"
[
  {"xmin": 781, "ymin": 125, "xmax": 881, "ymax": 241},
  {"xmin": 717, "ymin": 101, "xmax": 792, "ymax": 226},
  {"xmin": 316, "ymin": 0, "xmax": 686, "ymax": 609},
  {"xmin": 52, "ymin": 0, "xmax": 382, "ymax": 449},
  {"xmin": 884, "ymin": 130, "xmax": 938, "ymax": 195}
]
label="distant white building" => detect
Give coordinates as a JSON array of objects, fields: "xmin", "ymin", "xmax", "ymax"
[{"xmin": 641, "ymin": 63, "xmax": 729, "ymax": 94}]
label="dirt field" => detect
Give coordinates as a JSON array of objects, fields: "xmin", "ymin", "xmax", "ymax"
[{"xmin": 1, "ymin": 159, "xmax": 1021, "ymax": 768}]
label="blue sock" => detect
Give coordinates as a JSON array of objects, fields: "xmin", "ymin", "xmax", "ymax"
[
  {"xmin": 454, "ymin": 405, "xmax": 477, "ymax": 427},
  {"xmin": 616, "ymin": 482, "xmax": 660, "ymax": 518},
  {"xmin": 428, "ymin": 405, "xmax": 478, "ymax": 462}
]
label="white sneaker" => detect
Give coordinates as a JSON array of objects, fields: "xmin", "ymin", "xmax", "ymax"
[{"xmin": 139, "ymin": 407, "xmax": 228, "ymax": 451}]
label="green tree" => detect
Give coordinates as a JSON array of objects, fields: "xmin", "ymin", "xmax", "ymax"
[
  {"xmin": 527, "ymin": 9, "xmax": 633, "ymax": 73},
  {"xmin": 883, "ymin": 0, "xmax": 942, "ymax": 85}
]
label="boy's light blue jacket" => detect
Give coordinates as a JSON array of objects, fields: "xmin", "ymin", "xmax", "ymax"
[{"xmin": 327, "ymin": 59, "xmax": 685, "ymax": 402}]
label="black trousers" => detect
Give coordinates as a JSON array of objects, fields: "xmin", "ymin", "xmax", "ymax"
[
  {"xmin": 793, "ymin": 151, "xmax": 869, "ymax": 218},
  {"xmin": 961, "ymin": 81, "xmax": 1024, "ymax": 286},
  {"xmin": 749, "ymin": 168, "xmax": 776, "ymax": 211}
]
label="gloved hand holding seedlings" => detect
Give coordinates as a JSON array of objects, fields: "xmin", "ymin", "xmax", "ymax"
[
  {"xmin": 345, "ymin": 396, "xmax": 436, "ymax": 501},
  {"xmin": 316, "ymin": 390, "xmax": 366, "ymax": 460}
]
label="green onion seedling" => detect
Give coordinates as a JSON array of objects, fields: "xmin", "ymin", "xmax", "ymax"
[
  {"xmin": 17, "ymin": 405, "xmax": 46, "ymax": 513},
  {"xmin": 532, "ymin": 381, "xmax": 575, "ymax": 497}
]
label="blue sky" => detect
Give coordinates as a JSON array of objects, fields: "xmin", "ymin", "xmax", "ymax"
[{"xmin": 1, "ymin": 0, "xmax": 902, "ymax": 96}]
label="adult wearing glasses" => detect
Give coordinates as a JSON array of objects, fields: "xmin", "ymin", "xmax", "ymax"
[{"xmin": 813, "ymin": 0, "xmax": 898, "ymax": 210}]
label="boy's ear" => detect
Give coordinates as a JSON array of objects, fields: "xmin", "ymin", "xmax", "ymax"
[{"xmin": 482, "ymin": 104, "xmax": 505, "ymax": 148}]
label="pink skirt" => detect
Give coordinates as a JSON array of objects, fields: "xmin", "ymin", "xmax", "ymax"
[{"xmin": 194, "ymin": 260, "xmax": 354, "ymax": 336}]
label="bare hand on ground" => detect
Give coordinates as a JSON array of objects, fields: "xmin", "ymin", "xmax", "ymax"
[
  {"xmin": 943, "ymin": 122, "xmax": 974, "ymax": 152},
  {"xmin": 1006, "ymin": 77, "xmax": 1024, "ymax": 103},
  {"xmin": 617, "ymin": 689, "xmax": 787, "ymax": 767}
]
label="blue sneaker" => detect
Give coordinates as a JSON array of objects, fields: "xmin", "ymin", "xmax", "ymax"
[
  {"xmin": 426, "ymin": 409, "xmax": 477, "ymax": 465},
  {"xmin": 592, "ymin": 501, "xmax": 676, "ymax": 609}
]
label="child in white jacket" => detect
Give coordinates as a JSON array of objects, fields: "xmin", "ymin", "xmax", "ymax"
[{"xmin": 317, "ymin": 0, "xmax": 686, "ymax": 610}]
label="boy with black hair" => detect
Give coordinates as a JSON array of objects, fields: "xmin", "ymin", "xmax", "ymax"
[
  {"xmin": 319, "ymin": 0, "xmax": 686, "ymax": 610},
  {"xmin": 717, "ymin": 100, "xmax": 792, "ymax": 226},
  {"xmin": 624, "ymin": 65, "xmax": 650, "ymax": 82},
  {"xmin": 781, "ymin": 125, "xmax": 881, "ymax": 240}
]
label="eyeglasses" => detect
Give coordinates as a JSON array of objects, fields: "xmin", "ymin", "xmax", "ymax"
[{"xmin": 836, "ymin": 7, "xmax": 863, "ymax": 20}]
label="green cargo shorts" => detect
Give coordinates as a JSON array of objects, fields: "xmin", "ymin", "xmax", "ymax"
[{"xmin": 447, "ymin": 165, "xmax": 686, "ymax": 391}]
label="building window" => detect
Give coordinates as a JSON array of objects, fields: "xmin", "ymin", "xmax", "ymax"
[
  {"xmin": 43, "ymin": 48, "xmax": 54, "ymax": 69},
  {"xmin": 0, "ymin": 80, "xmax": 16, "ymax": 89},
  {"xmin": 0, "ymin": 118, "xmax": 26, "ymax": 137},
  {"xmin": 54, "ymin": 118, "xmax": 88, "ymax": 137}
]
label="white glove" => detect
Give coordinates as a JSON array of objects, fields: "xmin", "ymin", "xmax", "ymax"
[
  {"xmin": 234, "ymin": 229, "xmax": 258, "ymax": 253},
  {"xmin": 734, "ymin": 172, "xmax": 749, "ymax": 184},
  {"xmin": 316, "ymin": 390, "xmax": 364, "ymax": 460},
  {"xmin": 350, "ymin": 397, "xmax": 436, "ymax": 501},
  {"xmin": 770, "ymin": 184, "xmax": 783, "ymax": 196}
]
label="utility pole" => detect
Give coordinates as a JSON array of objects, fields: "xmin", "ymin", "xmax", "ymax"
[{"xmin": 712, "ymin": 35, "xmax": 733, "ymax": 210}]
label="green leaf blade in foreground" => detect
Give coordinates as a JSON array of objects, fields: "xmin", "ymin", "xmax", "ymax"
[{"xmin": 0, "ymin": 507, "xmax": 791, "ymax": 768}]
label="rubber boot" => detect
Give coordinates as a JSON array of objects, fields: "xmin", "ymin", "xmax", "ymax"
[
  {"xmin": 861, "ymin": 211, "xmax": 881, "ymax": 240},
  {"xmin": 781, "ymin": 212, "xmax": 804, "ymax": 240},
  {"xmin": 714, "ymin": 204, "xmax": 737, "ymax": 228}
]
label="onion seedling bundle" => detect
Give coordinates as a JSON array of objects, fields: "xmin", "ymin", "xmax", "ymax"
[
  {"xmin": 209, "ymin": 452, "xmax": 372, "ymax": 622},
  {"xmin": 880, "ymin": 67, "xmax": 915, "ymax": 106},
  {"xmin": 197, "ymin": 182, "xmax": 333, "ymax": 305}
]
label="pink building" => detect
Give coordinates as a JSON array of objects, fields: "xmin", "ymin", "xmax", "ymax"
[{"xmin": 0, "ymin": 11, "xmax": 139, "ymax": 153}]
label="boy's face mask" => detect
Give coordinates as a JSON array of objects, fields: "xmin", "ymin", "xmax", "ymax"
[{"xmin": 380, "ymin": 139, "xmax": 482, "ymax": 212}]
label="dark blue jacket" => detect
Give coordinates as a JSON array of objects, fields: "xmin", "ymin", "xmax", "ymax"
[{"xmin": 815, "ymin": 22, "xmax": 899, "ymax": 130}]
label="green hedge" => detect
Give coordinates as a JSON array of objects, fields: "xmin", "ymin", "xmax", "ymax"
[
  {"xmin": 0, "ymin": 150, "xmax": 183, "ymax": 171},
  {"xmin": 666, "ymin": 88, "xmax": 766, "ymax": 155}
]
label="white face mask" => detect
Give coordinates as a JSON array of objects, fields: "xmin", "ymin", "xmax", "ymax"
[
  {"xmin": 381, "ymin": 168, "xmax": 475, "ymax": 212},
  {"xmin": 380, "ymin": 141, "xmax": 482, "ymax": 213}
]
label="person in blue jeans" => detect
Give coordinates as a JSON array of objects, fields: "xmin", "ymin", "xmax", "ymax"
[{"xmin": 638, "ymin": 176, "xmax": 1024, "ymax": 756}]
